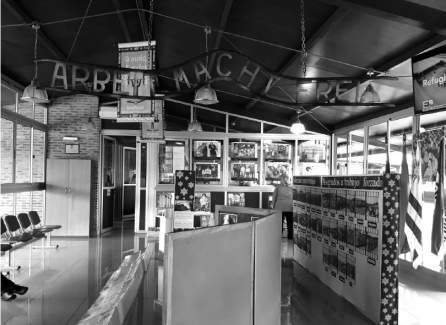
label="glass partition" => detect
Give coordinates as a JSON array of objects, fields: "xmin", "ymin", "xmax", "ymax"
[
  {"xmin": 192, "ymin": 139, "xmax": 223, "ymax": 185},
  {"xmin": 16, "ymin": 123, "xmax": 31, "ymax": 183},
  {"xmin": 158, "ymin": 140, "xmax": 190, "ymax": 184},
  {"xmin": 103, "ymin": 137, "xmax": 116, "ymax": 187},
  {"xmin": 228, "ymin": 138, "xmax": 260, "ymax": 186}
]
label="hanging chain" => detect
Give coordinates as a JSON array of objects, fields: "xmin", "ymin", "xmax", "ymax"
[
  {"xmin": 300, "ymin": 0, "xmax": 307, "ymax": 79},
  {"xmin": 204, "ymin": 26, "xmax": 212, "ymax": 69},
  {"xmin": 32, "ymin": 23, "xmax": 40, "ymax": 79},
  {"xmin": 147, "ymin": 0, "xmax": 154, "ymax": 49}
]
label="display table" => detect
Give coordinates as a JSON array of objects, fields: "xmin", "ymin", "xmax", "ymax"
[
  {"xmin": 163, "ymin": 205, "xmax": 282, "ymax": 325},
  {"xmin": 293, "ymin": 174, "xmax": 400, "ymax": 325}
]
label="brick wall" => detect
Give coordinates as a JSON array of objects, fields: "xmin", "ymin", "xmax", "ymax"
[{"xmin": 47, "ymin": 94, "xmax": 100, "ymax": 235}]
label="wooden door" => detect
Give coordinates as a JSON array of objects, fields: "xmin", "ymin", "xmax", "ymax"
[
  {"xmin": 67, "ymin": 160, "xmax": 91, "ymax": 236},
  {"xmin": 46, "ymin": 159, "xmax": 69, "ymax": 236}
]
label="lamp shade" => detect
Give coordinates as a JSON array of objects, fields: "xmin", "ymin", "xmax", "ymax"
[
  {"xmin": 82, "ymin": 117, "xmax": 97, "ymax": 131},
  {"xmin": 188, "ymin": 120, "xmax": 203, "ymax": 132},
  {"xmin": 21, "ymin": 78, "xmax": 50, "ymax": 103},
  {"xmin": 290, "ymin": 121, "xmax": 305, "ymax": 134},
  {"xmin": 194, "ymin": 85, "xmax": 219, "ymax": 105},
  {"xmin": 360, "ymin": 83, "xmax": 380, "ymax": 103}
]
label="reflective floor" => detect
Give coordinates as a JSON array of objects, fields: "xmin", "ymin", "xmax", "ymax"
[{"xmin": 1, "ymin": 229, "xmax": 445, "ymax": 325}]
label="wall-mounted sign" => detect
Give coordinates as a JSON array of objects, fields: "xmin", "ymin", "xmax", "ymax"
[
  {"xmin": 37, "ymin": 49, "xmax": 397, "ymax": 108},
  {"xmin": 412, "ymin": 45, "xmax": 446, "ymax": 115}
]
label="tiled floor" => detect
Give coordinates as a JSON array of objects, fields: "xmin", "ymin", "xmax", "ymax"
[{"xmin": 1, "ymin": 229, "xmax": 445, "ymax": 325}]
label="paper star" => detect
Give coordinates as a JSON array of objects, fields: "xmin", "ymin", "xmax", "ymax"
[
  {"xmin": 383, "ymin": 249, "xmax": 389, "ymax": 256},
  {"xmin": 385, "ymin": 315, "xmax": 391, "ymax": 321},
  {"xmin": 392, "ymin": 288, "xmax": 397, "ymax": 294},
  {"xmin": 381, "ymin": 298, "xmax": 388, "ymax": 305},
  {"xmin": 185, "ymin": 176, "xmax": 189, "ymax": 180},
  {"xmin": 389, "ymin": 208, "xmax": 395, "ymax": 215},
  {"xmin": 190, "ymin": 195, "xmax": 194, "ymax": 199},
  {"xmin": 384, "ymin": 192, "xmax": 391, "ymax": 199},
  {"xmin": 384, "ymin": 220, "xmax": 390, "ymax": 227},
  {"xmin": 387, "ymin": 237, "xmax": 394, "ymax": 244},
  {"xmin": 188, "ymin": 182, "xmax": 195, "ymax": 188},
  {"xmin": 392, "ymin": 308, "xmax": 397, "ymax": 314},
  {"xmin": 178, "ymin": 181, "xmax": 183, "ymax": 187},
  {"xmin": 180, "ymin": 188, "xmax": 188, "ymax": 196},
  {"xmin": 387, "ymin": 266, "xmax": 394, "ymax": 272},
  {"xmin": 388, "ymin": 180, "xmax": 395, "ymax": 187},
  {"xmin": 384, "ymin": 259, "xmax": 389, "ymax": 264},
  {"xmin": 386, "ymin": 174, "xmax": 390, "ymax": 178},
  {"xmin": 382, "ymin": 278, "xmax": 389, "ymax": 285},
  {"xmin": 176, "ymin": 171, "xmax": 183, "ymax": 178}
]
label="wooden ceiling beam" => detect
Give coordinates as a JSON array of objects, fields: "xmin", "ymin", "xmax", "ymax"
[
  {"xmin": 314, "ymin": 0, "xmax": 446, "ymax": 36},
  {"xmin": 2, "ymin": 0, "xmax": 68, "ymax": 60},
  {"xmin": 208, "ymin": 0, "xmax": 234, "ymax": 72},
  {"xmin": 111, "ymin": 0, "xmax": 132, "ymax": 43},
  {"xmin": 245, "ymin": 8, "xmax": 350, "ymax": 110},
  {"xmin": 289, "ymin": 34, "xmax": 446, "ymax": 122}
]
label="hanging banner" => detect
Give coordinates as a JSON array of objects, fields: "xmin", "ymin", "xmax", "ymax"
[
  {"xmin": 117, "ymin": 41, "xmax": 163, "ymax": 122},
  {"xmin": 414, "ymin": 130, "xmax": 444, "ymax": 183},
  {"xmin": 174, "ymin": 170, "xmax": 196, "ymax": 230},
  {"xmin": 140, "ymin": 99, "xmax": 164, "ymax": 142},
  {"xmin": 412, "ymin": 45, "xmax": 446, "ymax": 115}
]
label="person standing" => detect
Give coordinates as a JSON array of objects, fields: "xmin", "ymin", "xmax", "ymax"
[{"xmin": 272, "ymin": 176, "xmax": 294, "ymax": 240}]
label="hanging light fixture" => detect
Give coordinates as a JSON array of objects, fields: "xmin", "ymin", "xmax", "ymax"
[
  {"xmin": 360, "ymin": 83, "xmax": 381, "ymax": 103},
  {"xmin": 21, "ymin": 23, "xmax": 50, "ymax": 104},
  {"xmin": 82, "ymin": 117, "xmax": 97, "ymax": 131},
  {"xmin": 188, "ymin": 106, "xmax": 202, "ymax": 132},
  {"xmin": 291, "ymin": 113, "xmax": 306, "ymax": 134},
  {"xmin": 194, "ymin": 26, "xmax": 218, "ymax": 105}
]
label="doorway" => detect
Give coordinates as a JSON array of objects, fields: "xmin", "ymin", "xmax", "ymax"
[{"xmin": 122, "ymin": 147, "xmax": 137, "ymax": 219}]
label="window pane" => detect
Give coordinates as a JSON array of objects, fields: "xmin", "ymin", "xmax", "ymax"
[
  {"xmin": 34, "ymin": 104, "xmax": 46, "ymax": 124},
  {"xmin": 196, "ymin": 108, "xmax": 226, "ymax": 133},
  {"xmin": 349, "ymin": 129, "xmax": 364, "ymax": 175},
  {"xmin": 297, "ymin": 140, "xmax": 329, "ymax": 176},
  {"xmin": 16, "ymin": 123, "xmax": 31, "ymax": 183},
  {"xmin": 103, "ymin": 138, "xmax": 115, "ymax": 187},
  {"xmin": 263, "ymin": 123, "xmax": 293, "ymax": 134},
  {"xmin": 33, "ymin": 129, "xmax": 45, "ymax": 182},
  {"xmin": 228, "ymin": 117, "xmax": 261, "ymax": 133},
  {"xmin": 389, "ymin": 116, "xmax": 413, "ymax": 175},
  {"xmin": 16, "ymin": 191, "xmax": 31, "ymax": 215},
  {"xmin": 335, "ymin": 134, "xmax": 348, "ymax": 175},
  {"xmin": 1, "ymin": 118, "xmax": 14, "ymax": 183},
  {"xmin": 0, "ymin": 193, "xmax": 14, "ymax": 215},
  {"xmin": 141, "ymin": 144, "xmax": 147, "ymax": 187},
  {"xmin": 32, "ymin": 191, "xmax": 45, "ymax": 218},
  {"xmin": 17, "ymin": 101, "xmax": 34, "ymax": 119},
  {"xmin": 123, "ymin": 149, "xmax": 136, "ymax": 184},
  {"xmin": 1, "ymin": 86, "xmax": 17, "ymax": 112},
  {"xmin": 367, "ymin": 122, "xmax": 388, "ymax": 174}
]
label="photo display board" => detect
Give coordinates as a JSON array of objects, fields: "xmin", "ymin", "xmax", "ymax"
[{"xmin": 293, "ymin": 174, "xmax": 400, "ymax": 325}]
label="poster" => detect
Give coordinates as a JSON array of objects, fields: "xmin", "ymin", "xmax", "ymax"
[
  {"xmin": 265, "ymin": 161, "xmax": 291, "ymax": 180},
  {"xmin": 412, "ymin": 45, "xmax": 446, "ymax": 114},
  {"xmin": 195, "ymin": 163, "xmax": 220, "ymax": 180},
  {"xmin": 117, "ymin": 42, "xmax": 161, "ymax": 122},
  {"xmin": 193, "ymin": 141, "xmax": 221, "ymax": 158},
  {"xmin": 174, "ymin": 211, "xmax": 194, "ymax": 229},
  {"xmin": 416, "ymin": 129, "xmax": 444, "ymax": 183},
  {"xmin": 193, "ymin": 192, "xmax": 211, "ymax": 212},
  {"xmin": 232, "ymin": 142, "xmax": 257, "ymax": 158},
  {"xmin": 174, "ymin": 200, "xmax": 191, "ymax": 211},
  {"xmin": 299, "ymin": 143, "xmax": 326, "ymax": 163},
  {"xmin": 140, "ymin": 100, "xmax": 164, "ymax": 140},
  {"xmin": 227, "ymin": 193, "xmax": 245, "ymax": 207},
  {"xmin": 172, "ymin": 147, "xmax": 185, "ymax": 173},
  {"xmin": 264, "ymin": 142, "xmax": 291, "ymax": 160},
  {"xmin": 231, "ymin": 162, "xmax": 257, "ymax": 180}
]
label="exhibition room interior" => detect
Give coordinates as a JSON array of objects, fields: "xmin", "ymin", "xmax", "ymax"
[{"xmin": 1, "ymin": 0, "xmax": 446, "ymax": 324}]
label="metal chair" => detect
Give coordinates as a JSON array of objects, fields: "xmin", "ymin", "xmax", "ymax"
[
  {"xmin": 1, "ymin": 217, "xmax": 34, "ymax": 271},
  {"xmin": 17, "ymin": 213, "xmax": 58, "ymax": 249},
  {"xmin": 28, "ymin": 211, "xmax": 61, "ymax": 230},
  {"xmin": 1, "ymin": 218, "xmax": 33, "ymax": 243}
]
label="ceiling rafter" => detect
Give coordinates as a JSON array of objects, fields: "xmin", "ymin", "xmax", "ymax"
[
  {"xmin": 290, "ymin": 33, "xmax": 446, "ymax": 121},
  {"xmin": 135, "ymin": 0, "xmax": 149, "ymax": 40},
  {"xmin": 2, "ymin": 0, "xmax": 68, "ymax": 60},
  {"xmin": 207, "ymin": 0, "xmax": 234, "ymax": 72},
  {"xmin": 314, "ymin": 0, "xmax": 446, "ymax": 36},
  {"xmin": 245, "ymin": 7, "xmax": 350, "ymax": 110},
  {"xmin": 111, "ymin": 0, "xmax": 132, "ymax": 43}
]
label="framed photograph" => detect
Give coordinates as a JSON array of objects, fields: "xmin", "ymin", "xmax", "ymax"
[
  {"xmin": 265, "ymin": 161, "xmax": 291, "ymax": 180},
  {"xmin": 232, "ymin": 142, "xmax": 257, "ymax": 159},
  {"xmin": 227, "ymin": 192, "xmax": 245, "ymax": 207},
  {"xmin": 193, "ymin": 140, "xmax": 221, "ymax": 158},
  {"xmin": 199, "ymin": 215, "xmax": 211, "ymax": 228},
  {"xmin": 193, "ymin": 192, "xmax": 211, "ymax": 212},
  {"xmin": 219, "ymin": 212, "xmax": 238, "ymax": 225},
  {"xmin": 231, "ymin": 162, "xmax": 257, "ymax": 180},
  {"xmin": 264, "ymin": 142, "xmax": 291, "ymax": 160},
  {"xmin": 299, "ymin": 143, "xmax": 326, "ymax": 163},
  {"xmin": 195, "ymin": 162, "xmax": 220, "ymax": 180},
  {"xmin": 174, "ymin": 200, "xmax": 192, "ymax": 211},
  {"xmin": 65, "ymin": 144, "xmax": 79, "ymax": 154}
]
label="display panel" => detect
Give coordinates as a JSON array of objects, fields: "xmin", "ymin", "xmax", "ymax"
[
  {"xmin": 412, "ymin": 45, "xmax": 446, "ymax": 115},
  {"xmin": 227, "ymin": 192, "xmax": 245, "ymax": 207},
  {"xmin": 232, "ymin": 142, "xmax": 257, "ymax": 159},
  {"xmin": 229, "ymin": 139, "xmax": 260, "ymax": 186},
  {"xmin": 296, "ymin": 140, "xmax": 329, "ymax": 176},
  {"xmin": 192, "ymin": 139, "xmax": 223, "ymax": 185},
  {"xmin": 158, "ymin": 140, "xmax": 189, "ymax": 184}
]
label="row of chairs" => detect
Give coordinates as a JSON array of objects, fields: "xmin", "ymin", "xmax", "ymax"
[{"xmin": 1, "ymin": 211, "xmax": 61, "ymax": 272}]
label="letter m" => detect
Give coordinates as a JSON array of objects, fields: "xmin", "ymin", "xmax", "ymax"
[{"xmin": 173, "ymin": 68, "xmax": 191, "ymax": 91}]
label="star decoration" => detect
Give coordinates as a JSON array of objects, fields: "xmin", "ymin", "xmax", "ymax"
[
  {"xmin": 180, "ymin": 188, "xmax": 188, "ymax": 196},
  {"xmin": 176, "ymin": 171, "xmax": 183, "ymax": 178},
  {"xmin": 178, "ymin": 181, "xmax": 183, "ymax": 187},
  {"xmin": 381, "ymin": 298, "xmax": 388, "ymax": 305},
  {"xmin": 388, "ymin": 208, "xmax": 395, "ymax": 215},
  {"xmin": 387, "ymin": 237, "xmax": 394, "ymax": 244},
  {"xmin": 185, "ymin": 176, "xmax": 189, "ymax": 180},
  {"xmin": 188, "ymin": 182, "xmax": 195, "ymax": 188},
  {"xmin": 387, "ymin": 265, "xmax": 394, "ymax": 272}
]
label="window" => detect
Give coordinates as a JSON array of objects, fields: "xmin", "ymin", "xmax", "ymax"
[
  {"xmin": 0, "ymin": 194, "xmax": 14, "ymax": 215},
  {"xmin": 389, "ymin": 116, "xmax": 413, "ymax": 175},
  {"xmin": 297, "ymin": 140, "xmax": 329, "ymax": 176},
  {"xmin": 16, "ymin": 123, "xmax": 32, "ymax": 183},
  {"xmin": 229, "ymin": 117, "xmax": 261, "ymax": 133},
  {"xmin": 103, "ymin": 138, "xmax": 115, "ymax": 187},
  {"xmin": 32, "ymin": 191, "xmax": 45, "ymax": 217},
  {"xmin": 1, "ymin": 118, "xmax": 14, "ymax": 184},
  {"xmin": 16, "ymin": 192, "xmax": 31, "ymax": 215},
  {"xmin": 367, "ymin": 122, "xmax": 388, "ymax": 174},
  {"xmin": 33, "ymin": 129, "xmax": 45, "ymax": 182},
  {"xmin": 349, "ymin": 129, "xmax": 364, "ymax": 175},
  {"xmin": 1, "ymin": 86, "xmax": 17, "ymax": 112}
]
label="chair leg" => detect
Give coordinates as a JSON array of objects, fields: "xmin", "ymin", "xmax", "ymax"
[
  {"xmin": 3, "ymin": 250, "xmax": 21, "ymax": 272},
  {"xmin": 32, "ymin": 233, "xmax": 58, "ymax": 249}
]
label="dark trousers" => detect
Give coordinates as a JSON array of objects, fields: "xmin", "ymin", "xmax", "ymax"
[
  {"xmin": 282, "ymin": 212, "xmax": 293, "ymax": 239},
  {"xmin": 1, "ymin": 274, "xmax": 14, "ymax": 293}
]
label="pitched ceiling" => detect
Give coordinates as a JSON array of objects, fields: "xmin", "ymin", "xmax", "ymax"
[{"xmin": 2, "ymin": 0, "xmax": 446, "ymax": 135}]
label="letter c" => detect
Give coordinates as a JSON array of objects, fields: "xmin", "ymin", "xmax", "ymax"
[{"xmin": 216, "ymin": 53, "xmax": 232, "ymax": 77}]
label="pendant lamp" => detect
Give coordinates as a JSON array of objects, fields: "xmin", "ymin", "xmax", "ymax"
[
  {"xmin": 21, "ymin": 23, "xmax": 50, "ymax": 104},
  {"xmin": 194, "ymin": 85, "xmax": 219, "ymax": 105},
  {"xmin": 360, "ymin": 83, "xmax": 381, "ymax": 103},
  {"xmin": 188, "ymin": 107, "xmax": 202, "ymax": 132},
  {"xmin": 290, "ymin": 113, "xmax": 306, "ymax": 134},
  {"xmin": 81, "ymin": 117, "xmax": 97, "ymax": 131}
]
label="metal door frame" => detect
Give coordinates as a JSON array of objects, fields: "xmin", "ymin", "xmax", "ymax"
[
  {"xmin": 100, "ymin": 135, "xmax": 116, "ymax": 234},
  {"xmin": 122, "ymin": 146, "xmax": 137, "ymax": 220}
]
